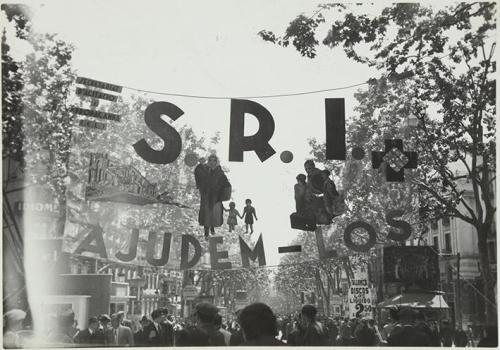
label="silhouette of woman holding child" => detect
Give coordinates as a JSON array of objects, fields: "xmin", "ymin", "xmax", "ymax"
[{"xmin": 195, "ymin": 154, "xmax": 231, "ymax": 239}]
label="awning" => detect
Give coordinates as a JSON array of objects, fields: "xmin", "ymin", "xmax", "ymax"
[{"xmin": 377, "ymin": 293, "xmax": 449, "ymax": 309}]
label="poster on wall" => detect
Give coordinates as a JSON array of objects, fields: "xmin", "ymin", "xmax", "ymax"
[{"xmin": 348, "ymin": 263, "xmax": 374, "ymax": 319}]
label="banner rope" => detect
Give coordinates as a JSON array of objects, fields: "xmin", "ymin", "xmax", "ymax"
[
  {"xmin": 69, "ymin": 251, "xmax": 347, "ymax": 272},
  {"xmin": 104, "ymin": 41, "xmax": 465, "ymax": 99},
  {"xmin": 118, "ymin": 82, "xmax": 369, "ymax": 100}
]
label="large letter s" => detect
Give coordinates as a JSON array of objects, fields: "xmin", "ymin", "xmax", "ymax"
[{"xmin": 133, "ymin": 101, "xmax": 183, "ymax": 164}]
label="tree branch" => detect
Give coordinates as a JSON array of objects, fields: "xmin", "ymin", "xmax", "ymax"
[{"xmin": 416, "ymin": 180, "xmax": 476, "ymax": 225}]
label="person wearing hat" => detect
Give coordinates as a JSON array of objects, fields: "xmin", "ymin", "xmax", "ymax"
[
  {"xmin": 116, "ymin": 311, "xmax": 125, "ymax": 325},
  {"xmin": 73, "ymin": 316, "xmax": 99, "ymax": 347},
  {"xmin": 133, "ymin": 315, "xmax": 151, "ymax": 346},
  {"xmin": 96, "ymin": 314, "xmax": 110, "ymax": 346},
  {"xmin": 288, "ymin": 304, "xmax": 327, "ymax": 346},
  {"xmin": 144, "ymin": 309, "xmax": 173, "ymax": 346},
  {"xmin": 176, "ymin": 302, "xmax": 225, "ymax": 346},
  {"xmin": 3, "ymin": 309, "xmax": 26, "ymax": 348}
]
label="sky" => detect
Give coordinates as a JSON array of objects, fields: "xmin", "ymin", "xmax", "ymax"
[{"xmin": 5, "ymin": 0, "xmax": 453, "ymax": 266}]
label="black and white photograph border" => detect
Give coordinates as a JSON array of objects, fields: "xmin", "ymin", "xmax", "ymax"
[{"xmin": 1, "ymin": 0, "xmax": 498, "ymax": 348}]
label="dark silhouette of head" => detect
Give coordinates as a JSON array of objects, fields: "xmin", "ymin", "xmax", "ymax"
[
  {"xmin": 88, "ymin": 317, "xmax": 98, "ymax": 331},
  {"xmin": 301, "ymin": 304, "xmax": 317, "ymax": 321},
  {"xmin": 304, "ymin": 160, "xmax": 316, "ymax": 176},
  {"xmin": 239, "ymin": 303, "xmax": 277, "ymax": 341},
  {"xmin": 296, "ymin": 174, "xmax": 306, "ymax": 183},
  {"xmin": 195, "ymin": 303, "xmax": 219, "ymax": 325}
]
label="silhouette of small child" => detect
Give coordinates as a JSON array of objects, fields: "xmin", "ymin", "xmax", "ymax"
[
  {"xmin": 294, "ymin": 174, "xmax": 307, "ymax": 213},
  {"xmin": 223, "ymin": 201, "xmax": 241, "ymax": 233},
  {"xmin": 241, "ymin": 199, "xmax": 258, "ymax": 234}
]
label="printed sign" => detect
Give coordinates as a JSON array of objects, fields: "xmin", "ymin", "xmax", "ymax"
[
  {"xmin": 85, "ymin": 153, "xmax": 158, "ymax": 205},
  {"xmin": 182, "ymin": 285, "xmax": 199, "ymax": 300},
  {"xmin": 383, "ymin": 246, "xmax": 440, "ymax": 291},
  {"xmin": 348, "ymin": 265, "xmax": 373, "ymax": 319}
]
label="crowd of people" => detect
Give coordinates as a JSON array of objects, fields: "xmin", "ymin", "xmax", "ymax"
[{"xmin": 4, "ymin": 302, "xmax": 498, "ymax": 347}]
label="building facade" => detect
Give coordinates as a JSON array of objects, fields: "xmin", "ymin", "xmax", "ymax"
[{"xmin": 424, "ymin": 178, "xmax": 496, "ymax": 330}]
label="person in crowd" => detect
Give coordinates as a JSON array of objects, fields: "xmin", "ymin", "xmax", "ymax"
[
  {"xmin": 144, "ymin": 309, "xmax": 173, "ymax": 346},
  {"xmin": 288, "ymin": 304, "xmax": 327, "ymax": 346},
  {"xmin": 337, "ymin": 317, "xmax": 353, "ymax": 346},
  {"xmin": 165, "ymin": 313, "xmax": 174, "ymax": 325},
  {"xmin": 285, "ymin": 316, "xmax": 295, "ymax": 343},
  {"xmin": 229, "ymin": 310, "xmax": 244, "ymax": 346},
  {"xmin": 133, "ymin": 315, "xmax": 151, "ymax": 346},
  {"xmin": 237, "ymin": 302, "xmax": 284, "ymax": 346},
  {"xmin": 122, "ymin": 319, "xmax": 133, "ymax": 331},
  {"xmin": 323, "ymin": 317, "xmax": 338, "ymax": 346},
  {"xmin": 454, "ymin": 325, "xmax": 468, "ymax": 347},
  {"xmin": 354, "ymin": 318, "xmax": 376, "ymax": 346},
  {"xmin": 106, "ymin": 313, "xmax": 133, "ymax": 346},
  {"xmin": 116, "ymin": 311, "xmax": 125, "ymax": 325},
  {"xmin": 73, "ymin": 316, "xmax": 99, "ymax": 347},
  {"xmin": 47, "ymin": 309, "xmax": 76, "ymax": 346},
  {"xmin": 387, "ymin": 308, "xmax": 431, "ymax": 346},
  {"xmin": 69, "ymin": 320, "xmax": 79, "ymax": 338},
  {"xmin": 414, "ymin": 312, "xmax": 437, "ymax": 346},
  {"xmin": 3, "ymin": 309, "xmax": 27, "ymax": 349},
  {"xmin": 196, "ymin": 154, "xmax": 231, "ymax": 239},
  {"xmin": 466, "ymin": 325, "xmax": 475, "ymax": 347},
  {"xmin": 431, "ymin": 321, "xmax": 441, "ymax": 346},
  {"xmin": 96, "ymin": 314, "xmax": 110, "ymax": 346},
  {"xmin": 173, "ymin": 320, "xmax": 183, "ymax": 332},
  {"xmin": 369, "ymin": 319, "xmax": 384, "ymax": 345},
  {"xmin": 478, "ymin": 325, "xmax": 498, "ymax": 347},
  {"xmin": 413, "ymin": 313, "xmax": 431, "ymax": 336},
  {"xmin": 440, "ymin": 320, "xmax": 454, "ymax": 347},
  {"xmin": 215, "ymin": 314, "xmax": 231, "ymax": 345},
  {"xmin": 381, "ymin": 308, "xmax": 398, "ymax": 341},
  {"xmin": 177, "ymin": 302, "xmax": 225, "ymax": 346}
]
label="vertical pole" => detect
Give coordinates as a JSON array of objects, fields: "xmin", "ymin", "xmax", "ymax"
[{"xmin": 456, "ymin": 253, "xmax": 461, "ymax": 329}]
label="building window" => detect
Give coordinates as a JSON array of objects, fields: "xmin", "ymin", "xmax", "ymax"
[
  {"xmin": 442, "ymin": 216, "xmax": 450, "ymax": 227},
  {"xmin": 433, "ymin": 236, "xmax": 439, "ymax": 250},
  {"xmin": 444, "ymin": 233, "xmax": 452, "ymax": 253},
  {"xmin": 431, "ymin": 220, "xmax": 438, "ymax": 230}
]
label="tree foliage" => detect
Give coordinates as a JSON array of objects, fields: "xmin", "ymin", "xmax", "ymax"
[
  {"xmin": 261, "ymin": 2, "xmax": 496, "ymax": 324},
  {"xmin": 2, "ymin": 4, "xmax": 32, "ymax": 161}
]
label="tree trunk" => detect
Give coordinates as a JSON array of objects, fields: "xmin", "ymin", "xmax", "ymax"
[
  {"xmin": 476, "ymin": 223, "xmax": 497, "ymax": 326},
  {"xmin": 55, "ymin": 195, "xmax": 67, "ymax": 237},
  {"xmin": 315, "ymin": 269, "xmax": 329, "ymax": 314}
]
